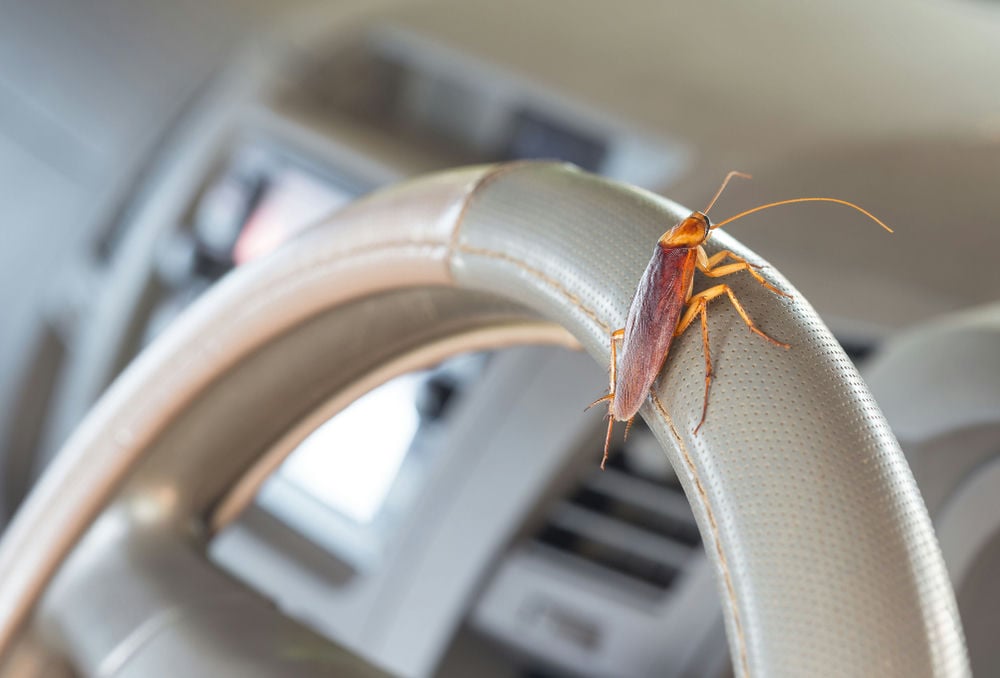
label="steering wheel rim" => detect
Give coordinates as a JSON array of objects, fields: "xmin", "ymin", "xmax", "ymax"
[{"xmin": 0, "ymin": 162, "xmax": 968, "ymax": 676}]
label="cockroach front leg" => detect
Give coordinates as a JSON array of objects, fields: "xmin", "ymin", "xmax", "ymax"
[{"xmin": 696, "ymin": 247, "xmax": 790, "ymax": 298}]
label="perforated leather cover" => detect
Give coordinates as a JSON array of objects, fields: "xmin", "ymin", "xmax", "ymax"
[{"xmin": 0, "ymin": 162, "xmax": 967, "ymax": 677}]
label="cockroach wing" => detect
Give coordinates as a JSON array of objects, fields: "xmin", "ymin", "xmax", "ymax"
[{"xmin": 612, "ymin": 245, "xmax": 697, "ymax": 421}]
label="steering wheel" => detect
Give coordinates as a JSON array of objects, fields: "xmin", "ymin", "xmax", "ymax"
[{"xmin": 0, "ymin": 162, "xmax": 968, "ymax": 677}]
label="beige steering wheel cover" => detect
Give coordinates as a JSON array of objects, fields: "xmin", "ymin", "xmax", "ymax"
[{"xmin": 0, "ymin": 162, "xmax": 967, "ymax": 677}]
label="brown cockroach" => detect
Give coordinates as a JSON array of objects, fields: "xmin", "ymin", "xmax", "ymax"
[{"xmin": 590, "ymin": 172, "xmax": 892, "ymax": 468}]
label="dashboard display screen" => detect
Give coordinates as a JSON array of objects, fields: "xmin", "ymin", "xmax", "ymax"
[
  {"xmin": 277, "ymin": 374, "xmax": 422, "ymax": 525},
  {"xmin": 255, "ymin": 351, "xmax": 488, "ymax": 569},
  {"xmin": 232, "ymin": 164, "xmax": 354, "ymax": 265}
]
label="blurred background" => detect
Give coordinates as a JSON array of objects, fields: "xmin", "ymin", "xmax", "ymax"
[{"xmin": 1, "ymin": 1, "xmax": 1000, "ymax": 676}]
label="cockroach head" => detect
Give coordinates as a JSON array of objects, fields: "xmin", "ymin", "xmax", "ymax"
[{"xmin": 659, "ymin": 211, "xmax": 712, "ymax": 248}]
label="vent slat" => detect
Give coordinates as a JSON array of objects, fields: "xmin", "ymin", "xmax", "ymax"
[
  {"xmin": 529, "ymin": 422, "xmax": 701, "ymax": 594},
  {"xmin": 579, "ymin": 469, "xmax": 701, "ymax": 547},
  {"xmin": 535, "ymin": 525, "xmax": 679, "ymax": 591},
  {"xmin": 548, "ymin": 503, "xmax": 693, "ymax": 571}
]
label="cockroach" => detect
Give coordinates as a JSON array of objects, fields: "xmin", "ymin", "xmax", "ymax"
[{"xmin": 590, "ymin": 172, "xmax": 892, "ymax": 469}]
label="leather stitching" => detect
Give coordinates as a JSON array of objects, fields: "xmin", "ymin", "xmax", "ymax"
[
  {"xmin": 651, "ymin": 392, "xmax": 750, "ymax": 678},
  {"xmin": 453, "ymin": 241, "xmax": 750, "ymax": 678},
  {"xmin": 407, "ymin": 160, "xmax": 748, "ymax": 673},
  {"xmin": 457, "ymin": 245, "xmax": 612, "ymax": 334},
  {"xmin": 447, "ymin": 161, "xmax": 559, "ymax": 259}
]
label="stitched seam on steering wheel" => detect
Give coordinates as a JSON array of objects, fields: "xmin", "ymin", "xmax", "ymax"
[
  {"xmin": 454, "ymin": 242, "xmax": 750, "ymax": 678},
  {"xmin": 456, "ymin": 245, "xmax": 612, "ymax": 334},
  {"xmin": 448, "ymin": 161, "xmax": 557, "ymax": 260},
  {"xmin": 651, "ymin": 391, "xmax": 750, "ymax": 678}
]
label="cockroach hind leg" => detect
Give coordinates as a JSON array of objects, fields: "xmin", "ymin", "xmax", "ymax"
[
  {"xmin": 727, "ymin": 290, "xmax": 789, "ymax": 348},
  {"xmin": 601, "ymin": 415, "xmax": 616, "ymax": 470},
  {"xmin": 623, "ymin": 417, "xmax": 635, "ymax": 442},
  {"xmin": 688, "ymin": 284, "xmax": 791, "ymax": 349}
]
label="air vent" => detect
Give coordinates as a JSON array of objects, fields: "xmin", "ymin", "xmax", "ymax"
[{"xmin": 530, "ymin": 423, "xmax": 700, "ymax": 596}]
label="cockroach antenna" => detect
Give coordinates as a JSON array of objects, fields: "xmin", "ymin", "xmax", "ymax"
[
  {"xmin": 711, "ymin": 197, "xmax": 894, "ymax": 233},
  {"xmin": 703, "ymin": 171, "xmax": 752, "ymax": 215}
]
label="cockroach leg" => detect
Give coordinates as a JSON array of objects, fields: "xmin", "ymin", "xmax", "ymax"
[
  {"xmin": 697, "ymin": 248, "xmax": 790, "ymax": 298},
  {"xmin": 675, "ymin": 296, "xmax": 701, "ymax": 338},
  {"xmin": 694, "ymin": 301, "xmax": 713, "ymax": 434},
  {"xmin": 673, "ymin": 294, "xmax": 715, "ymax": 433},
  {"xmin": 609, "ymin": 328, "xmax": 625, "ymax": 393},
  {"xmin": 585, "ymin": 394, "xmax": 614, "ymax": 411},
  {"xmin": 671, "ymin": 285, "xmax": 788, "ymax": 432},
  {"xmin": 586, "ymin": 329, "xmax": 625, "ymax": 411},
  {"xmin": 623, "ymin": 417, "xmax": 635, "ymax": 442},
  {"xmin": 705, "ymin": 262, "xmax": 788, "ymax": 298},
  {"xmin": 684, "ymin": 284, "xmax": 790, "ymax": 349},
  {"xmin": 704, "ymin": 249, "xmax": 763, "ymax": 271},
  {"xmin": 601, "ymin": 415, "xmax": 615, "ymax": 470},
  {"xmin": 593, "ymin": 328, "xmax": 625, "ymax": 469}
]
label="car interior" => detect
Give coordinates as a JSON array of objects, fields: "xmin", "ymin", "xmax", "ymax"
[{"xmin": 1, "ymin": 1, "xmax": 998, "ymax": 676}]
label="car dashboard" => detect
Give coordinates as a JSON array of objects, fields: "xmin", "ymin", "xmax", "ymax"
[{"xmin": 1, "ymin": 2, "xmax": 999, "ymax": 676}]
